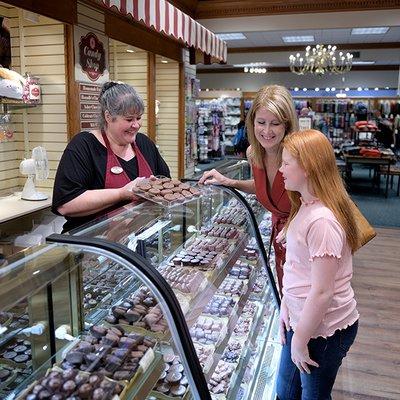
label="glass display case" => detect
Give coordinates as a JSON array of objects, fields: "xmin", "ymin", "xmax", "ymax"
[{"xmin": 0, "ymin": 185, "xmax": 281, "ymax": 400}]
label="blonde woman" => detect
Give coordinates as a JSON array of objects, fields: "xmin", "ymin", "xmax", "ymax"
[
  {"xmin": 276, "ymin": 129, "xmax": 360, "ymax": 400},
  {"xmin": 199, "ymin": 85, "xmax": 298, "ymax": 294}
]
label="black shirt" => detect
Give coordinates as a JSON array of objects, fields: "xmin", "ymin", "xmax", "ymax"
[{"xmin": 52, "ymin": 131, "xmax": 170, "ymax": 232}]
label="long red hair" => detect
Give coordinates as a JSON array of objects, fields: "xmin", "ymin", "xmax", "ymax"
[{"xmin": 283, "ymin": 129, "xmax": 360, "ymax": 252}]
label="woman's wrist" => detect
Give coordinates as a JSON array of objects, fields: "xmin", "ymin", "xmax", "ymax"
[{"xmin": 225, "ymin": 177, "xmax": 236, "ymax": 187}]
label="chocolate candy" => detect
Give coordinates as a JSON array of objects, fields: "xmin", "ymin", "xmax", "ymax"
[
  {"xmin": 208, "ymin": 360, "xmax": 235, "ymax": 395},
  {"xmin": 217, "ymin": 278, "xmax": 245, "ymax": 297},
  {"xmin": 3, "ymin": 351, "xmax": 17, "ymax": 359},
  {"xmin": 14, "ymin": 354, "xmax": 29, "ymax": 363},
  {"xmin": 61, "ymin": 327, "xmax": 155, "ymax": 381},
  {"xmin": 170, "ymin": 384, "xmax": 186, "ymax": 396},
  {"xmin": 134, "ymin": 176, "xmax": 200, "ymax": 204},
  {"xmin": 204, "ymin": 296, "xmax": 236, "ymax": 317},
  {"xmin": 14, "ymin": 345, "xmax": 27, "ymax": 353},
  {"xmin": 214, "ymin": 207, "xmax": 247, "ymax": 226},
  {"xmin": 155, "ymin": 354, "xmax": 188, "ymax": 397},
  {"xmin": 0, "ymin": 369, "xmax": 11, "ymax": 381},
  {"xmin": 190, "ymin": 317, "xmax": 225, "ymax": 345},
  {"xmin": 158, "ymin": 265, "xmax": 205, "ymax": 294}
]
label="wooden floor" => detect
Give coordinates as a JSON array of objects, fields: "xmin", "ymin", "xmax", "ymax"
[{"xmin": 332, "ymin": 227, "xmax": 400, "ymax": 400}]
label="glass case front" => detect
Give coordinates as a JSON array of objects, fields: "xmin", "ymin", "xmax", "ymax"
[{"xmin": 0, "ymin": 184, "xmax": 281, "ymax": 400}]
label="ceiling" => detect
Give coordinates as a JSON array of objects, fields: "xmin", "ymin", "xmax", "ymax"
[{"xmin": 168, "ymin": 1, "xmax": 400, "ymax": 72}]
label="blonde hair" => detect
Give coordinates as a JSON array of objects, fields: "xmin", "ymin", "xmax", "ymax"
[
  {"xmin": 246, "ymin": 85, "xmax": 298, "ymax": 167},
  {"xmin": 283, "ymin": 129, "xmax": 360, "ymax": 252}
]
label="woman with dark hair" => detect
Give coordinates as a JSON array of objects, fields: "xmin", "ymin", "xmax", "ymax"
[{"xmin": 52, "ymin": 81, "xmax": 170, "ymax": 232}]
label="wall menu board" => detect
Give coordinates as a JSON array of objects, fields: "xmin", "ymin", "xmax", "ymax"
[{"xmin": 79, "ymin": 83, "xmax": 101, "ymax": 131}]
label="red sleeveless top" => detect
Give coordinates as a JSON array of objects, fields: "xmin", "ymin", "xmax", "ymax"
[{"xmin": 252, "ymin": 163, "xmax": 291, "ymax": 293}]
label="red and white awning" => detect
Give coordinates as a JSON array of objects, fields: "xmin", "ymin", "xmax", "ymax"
[{"xmin": 100, "ymin": 0, "xmax": 227, "ymax": 62}]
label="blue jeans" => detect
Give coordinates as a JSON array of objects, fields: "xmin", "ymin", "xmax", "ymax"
[{"xmin": 276, "ymin": 320, "xmax": 358, "ymax": 400}]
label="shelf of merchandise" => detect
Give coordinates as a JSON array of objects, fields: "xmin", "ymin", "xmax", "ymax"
[
  {"xmin": 227, "ymin": 293, "xmax": 276, "ymax": 400},
  {"xmin": 202, "ymin": 264, "xmax": 260, "ymax": 381},
  {"xmin": 183, "ymin": 234, "xmax": 249, "ymax": 328},
  {"xmin": 4, "ymin": 342, "xmax": 165, "ymax": 400}
]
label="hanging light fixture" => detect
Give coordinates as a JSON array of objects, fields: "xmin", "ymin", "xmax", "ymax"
[{"xmin": 289, "ymin": 45, "xmax": 353, "ymax": 76}]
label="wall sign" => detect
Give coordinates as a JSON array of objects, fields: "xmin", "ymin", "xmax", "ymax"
[
  {"xmin": 79, "ymin": 83, "xmax": 101, "ymax": 131},
  {"xmin": 298, "ymin": 117, "xmax": 312, "ymax": 131},
  {"xmin": 74, "ymin": 26, "xmax": 109, "ymax": 84}
]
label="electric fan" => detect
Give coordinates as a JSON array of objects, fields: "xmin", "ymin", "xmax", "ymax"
[{"xmin": 19, "ymin": 146, "xmax": 49, "ymax": 201}]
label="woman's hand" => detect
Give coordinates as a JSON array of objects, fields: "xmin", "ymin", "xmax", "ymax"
[
  {"xmin": 279, "ymin": 299, "xmax": 290, "ymax": 345},
  {"xmin": 291, "ymin": 334, "xmax": 319, "ymax": 374},
  {"xmin": 276, "ymin": 229, "xmax": 286, "ymax": 248},
  {"xmin": 119, "ymin": 177, "xmax": 145, "ymax": 201},
  {"xmin": 198, "ymin": 169, "xmax": 231, "ymax": 186}
]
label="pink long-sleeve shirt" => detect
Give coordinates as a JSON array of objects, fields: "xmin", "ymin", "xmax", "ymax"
[{"xmin": 282, "ymin": 199, "xmax": 359, "ymax": 338}]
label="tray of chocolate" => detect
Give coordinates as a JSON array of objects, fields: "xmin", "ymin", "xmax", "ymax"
[
  {"xmin": 83, "ymin": 265, "xmax": 136, "ymax": 315},
  {"xmin": 0, "ymin": 311, "xmax": 13, "ymax": 328},
  {"xmin": 208, "ymin": 360, "xmax": 236, "ymax": 398},
  {"xmin": 60, "ymin": 325, "xmax": 157, "ymax": 386},
  {"xmin": 221, "ymin": 339, "xmax": 244, "ymax": 365},
  {"xmin": 104, "ymin": 287, "xmax": 170, "ymax": 338},
  {"xmin": 189, "ymin": 316, "xmax": 227, "ymax": 346},
  {"xmin": 229, "ymin": 260, "xmax": 253, "ymax": 280},
  {"xmin": 157, "ymin": 264, "xmax": 207, "ymax": 297},
  {"xmin": 0, "ymin": 359, "xmax": 19, "ymax": 390},
  {"xmin": 241, "ymin": 300, "xmax": 259, "ymax": 319},
  {"xmin": 203, "ymin": 295, "xmax": 238, "ymax": 320},
  {"xmin": 213, "ymin": 207, "xmax": 247, "ymax": 228},
  {"xmin": 134, "ymin": 177, "xmax": 201, "ymax": 207},
  {"xmin": 200, "ymin": 225, "xmax": 243, "ymax": 240},
  {"xmin": 216, "ymin": 277, "xmax": 248, "ymax": 299},
  {"xmin": 241, "ymin": 246, "xmax": 259, "ymax": 263},
  {"xmin": 193, "ymin": 343, "xmax": 215, "ymax": 374},
  {"xmin": 231, "ymin": 315, "xmax": 253, "ymax": 343},
  {"xmin": 149, "ymin": 353, "xmax": 190, "ymax": 399},
  {"xmin": 16, "ymin": 367, "xmax": 125, "ymax": 400},
  {"xmin": 0, "ymin": 338, "xmax": 32, "ymax": 371}
]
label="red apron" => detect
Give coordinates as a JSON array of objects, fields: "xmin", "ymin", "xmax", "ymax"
[{"xmin": 102, "ymin": 132, "xmax": 153, "ymax": 189}]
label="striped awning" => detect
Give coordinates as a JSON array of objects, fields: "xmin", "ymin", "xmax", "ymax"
[{"xmin": 100, "ymin": 0, "xmax": 227, "ymax": 62}]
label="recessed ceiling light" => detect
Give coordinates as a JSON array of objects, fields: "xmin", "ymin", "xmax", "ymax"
[
  {"xmin": 374, "ymin": 87, "xmax": 379, "ymax": 91},
  {"xmin": 357, "ymin": 87, "xmax": 363, "ymax": 91},
  {"xmin": 345, "ymin": 87, "xmax": 350, "ymax": 91},
  {"xmin": 351, "ymin": 27, "xmax": 389, "ymax": 35},
  {"xmin": 325, "ymin": 88, "xmax": 330, "ymax": 92},
  {"xmin": 236, "ymin": 88, "xmax": 241, "ymax": 91},
  {"xmin": 352, "ymin": 61, "xmax": 376, "ymax": 65},
  {"xmin": 215, "ymin": 33, "xmax": 246, "ymax": 41},
  {"xmin": 331, "ymin": 87, "xmax": 336, "ymax": 91},
  {"xmin": 294, "ymin": 87, "xmax": 299, "ymax": 91},
  {"xmin": 282, "ymin": 35, "xmax": 315, "ymax": 43},
  {"xmin": 303, "ymin": 88, "xmax": 307, "ymax": 91},
  {"xmin": 385, "ymin": 86, "xmax": 390, "ymax": 89},
  {"xmin": 315, "ymin": 87, "xmax": 320, "ymax": 91}
]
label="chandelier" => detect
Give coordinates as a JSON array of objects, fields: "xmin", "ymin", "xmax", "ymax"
[{"xmin": 289, "ymin": 45, "xmax": 353, "ymax": 76}]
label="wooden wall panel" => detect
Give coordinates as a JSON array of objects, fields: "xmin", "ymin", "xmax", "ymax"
[
  {"xmin": 156, "ymin": 56, "xmax": 180, "ymax": 178},
  {"xmin": 77, "ymin": 1, "xmax": 104, "ymax": 33},
  {"xmin": 109, "ymin": 40, "xmax": 148, "ymax": 133},
  {"xmin": 0, "ymin": 2, "xmax": 67, "ymax": 191}
]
